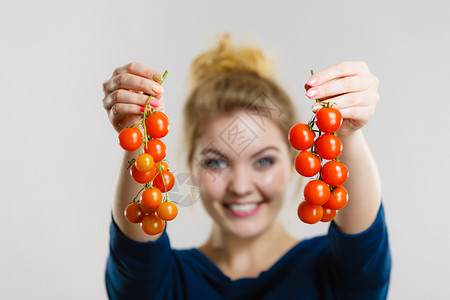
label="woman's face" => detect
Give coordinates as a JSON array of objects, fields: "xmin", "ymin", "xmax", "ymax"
[{"xmin": 192, "ymin": 110, "xmax": 294, "ymax": 239}]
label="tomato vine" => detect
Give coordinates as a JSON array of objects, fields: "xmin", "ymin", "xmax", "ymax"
[
  {"xmin": 288, "ymin": 70, "xmax": 349, "ymax": 224},
  {"xmin": 117, "ymin": 70, "xmax": 179, "ymax": 235}
]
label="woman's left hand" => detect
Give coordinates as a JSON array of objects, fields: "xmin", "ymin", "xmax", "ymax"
[{"xmin": 304, "ymin": 61, "xmax": 379, "ymax": 137}]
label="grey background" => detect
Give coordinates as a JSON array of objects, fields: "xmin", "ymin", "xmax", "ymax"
[{"xmin": 1, "ymin": 0, "xmax": 449, "ymax": 299}]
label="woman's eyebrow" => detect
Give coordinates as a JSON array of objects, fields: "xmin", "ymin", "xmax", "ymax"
[
  {"xmin": 200, "ymin": 148, "xmax": 228, "ymax": 159},
  {"xmin": 251, "ymin": 146, "xmax": 279, "ymax": 158},
  {"xmin": 200, "ymin": 146, "xmax": 278, "ymax": 160}
]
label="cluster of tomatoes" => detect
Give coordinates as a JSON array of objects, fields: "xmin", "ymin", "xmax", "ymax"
[
  {"xmin": 288, "ymin": 103, "xmax": 349, "ymax": 224},
  {"xmin": 117, "ymin": 71, "xmax": 178, "ymax": 235}
]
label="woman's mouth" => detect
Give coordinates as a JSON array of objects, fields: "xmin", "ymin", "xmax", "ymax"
[{"xmin": 223, "ymin": 202, "xmax": 264, "ymax": 217}]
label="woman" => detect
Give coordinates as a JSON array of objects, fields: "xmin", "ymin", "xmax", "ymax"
[{"xmin": 102, "ymin": 34, "xmax": 390, "ymax": 299}]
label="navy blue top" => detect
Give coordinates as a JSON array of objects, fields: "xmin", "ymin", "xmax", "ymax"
[{"xmin": 106, "ymin": 204, "xmax": 391, "ymax": 299}]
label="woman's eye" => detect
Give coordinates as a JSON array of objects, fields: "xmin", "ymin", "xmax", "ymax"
[
  {"xmin": 255, "ymin": 157, "xmax": 275, "ymax": 168},
  {"xmin": 202, "ymin": 158, "xmax": 228, "ymax": 171}
]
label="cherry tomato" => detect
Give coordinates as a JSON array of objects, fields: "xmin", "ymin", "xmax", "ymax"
[
  {"xmin": 130, "ymin": 164, "xmax": 157, "ymax": 184},
  {"xmin": 145, "ymin": 112, "xmax": 169, "ymax": 139},
  {"xmin": 141, "ymin": 214, "xmax": 165, "ymax": 235},
  {"xmin": 118, "ymin": 128, "xmax": 143, "ymax": 151},
  {"xmin": 295, "ymin": 151, "xmax": 321, "ymax": 177},
  {"xmin": 315, "ymin": 134, "xmax": 342, "ymax": 160},
  {"xmin": 324, "ymin": 186, "xmax": 348, "ymax": 210},
  {"xmin": 158, "ymin": 161, "xmax": 169, "ymax": 171},
  {"xmin": 315, "ymin": 107, "xmax": 343, "ymax": 134},
  {"xmin": 157, "ymin": 202, "xmax": 178, "ymax": 221},
  {"xmin": 135, "ymin": 153, "xmax": 155, "ymax": 173},
  {"xmin": 153, "ymin": 170, "xmax": 175, "ymax": 192},
  {"xmin": 320, "ymin": 207, "xmax": 337, "ymax": 222},
  {"xmin": 140, "ymin": 188, "xmax": 163, "ymax": 213},
  {"xmin": 124, "ymin": 202, "xmax": 145, "ymax": 223},
  {"xmin": 297, "ymin": 201, "xmax": 323, "ymax": 224},
  {"xmin": 144, "ymin": 139, "xmax": 167, "ymax": 162},
  {"xmin": 158, "ymin": 111, "xmax": 169, "ymax": 121},
  {"xmin": 304, "ymin": 180, "xmax": 330, "ymax": 205},
  {"xmin": 288, "ymin": 123, "xmax": 316, "ymax": 150},
  {"xmin": 321, "ymin": 161, "xmax": 349, "ymax": 186}
]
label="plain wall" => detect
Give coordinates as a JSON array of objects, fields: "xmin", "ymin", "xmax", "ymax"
[{"xmin": 1, "ymin": 0, "xmax": 449, "ymax": 299}]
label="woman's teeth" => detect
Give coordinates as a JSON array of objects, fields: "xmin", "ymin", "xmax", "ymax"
[{"xmin": 227, "ymin": 203, "xmax": 258, "ymax": 212}]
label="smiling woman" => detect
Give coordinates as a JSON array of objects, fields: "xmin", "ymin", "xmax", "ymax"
[
  {"xmin": 102, "ymin": 33, "xmax": 391, "ymax": 299},
  {"xmin": 193, "ymin": 110, "xmax": 294, "ymax": 243}
]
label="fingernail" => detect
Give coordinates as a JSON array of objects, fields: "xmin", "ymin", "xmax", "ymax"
[
  {"xmin": 140, "ymin": 98, "xmax": 160, "ymax": 112},
  {"xmin": 306, "ymin": 88, "xmax": 319, "ymax": 98},
  {"xmin": 152, "ymin": 84, "xmax": 164, "ymax": 94},
  {"xmin": 140, "ymin": 106, "xmax": 150, "ymax": 112},
  {"xmin": 148, "ymin": 97, "xmax": 160, "ymax": 108},
  {"xmin": 307, "ymin": 75, "xmax": 319, "ymax": 86},
  {"xmin": 152, "ymin": 73, "xmax": 162, "ymax": 83}
]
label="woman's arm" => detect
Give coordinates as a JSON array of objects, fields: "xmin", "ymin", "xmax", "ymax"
[
  {"xmin": 305, "ymin": 61, "xmax": 381, "ymax": 234},
  {"xmin": 334, "ymin": 129, "xmax": 381, "ymax": 234},
  {"xmin": 102, "ymin": 62, "xmax": 165, "ymax": 242}
]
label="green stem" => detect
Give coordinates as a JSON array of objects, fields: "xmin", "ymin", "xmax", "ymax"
[
  {"xmin": 131, "ymin": 70, "xmax": 170, "ymax": 203},
  {"xmin": 140, "ymin": 70, "xmax": 169, "ymax": 153},
  {"xmin": 157, "ymin": 162, "xmax": 169, "ymax": 201},
  {"xmin": 127, "ymin": 159, "xmax": 136, "ymax": 170},
  {"xmin": 161, "ymin": 70, "xmax": 168, "ymax": 83},
  {"xmin": 132, "ymin": 186, "xmax": 146, "ymax": 203}
]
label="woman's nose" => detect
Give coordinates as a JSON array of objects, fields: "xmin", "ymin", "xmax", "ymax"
[{"xmin": 227, "ymin": 164, "xmax": 253, "ymax": 196}]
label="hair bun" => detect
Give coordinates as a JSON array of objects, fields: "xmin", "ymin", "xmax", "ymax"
[{"xmin": 189, "ymin": 33, "xmax": 275, "ymax": 90}]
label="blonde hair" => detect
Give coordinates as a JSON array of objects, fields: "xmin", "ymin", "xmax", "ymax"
[{"xmin": 183, "ymin": 33, "xmax": 298, "ymax": 168}]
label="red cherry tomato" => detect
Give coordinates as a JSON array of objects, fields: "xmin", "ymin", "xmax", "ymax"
[
  {"xmin": 145, "ymin": 112, "xmax": 169, "ymax": 139},
  {"xmin": 315, "ymin": 107, "xmax": 343, "ymax": 134},
  {"xmin": 315, "ymin": 134, "xmax": 342, "ymax": 160},
  {"xmin": 324, "ymin": 186, "xmax": 348, "ymax": 210},
  {"xmin": 321, "ymin": 161, "xmax": 348, "ymax": 187},
  {"xmin": 320, "ymin": 207, "xmax": 337, "ymax": 222},
  {"xmin": 140, "ymin": 187, "xmax": 163, "ymax": 213},
  {"xmin": 141, "ymin": 214, "xmax": 165, "ymax": 235},
  {"xmin": 295, "ymin": 151, "xmax": 321, "ymax": 177},
  {"xmin": 157, "ymin": 202, "xmax": 178, "ymax": 221},
  {"xmin": 130, "ymin": 164, "xmax": 157, "ymax": 184},
  {"xmin": 288, "ymin": 123, "xmax": 316, "ymax": 150},
  {"xmin": 118, "ymin": 128, "xmax": 143, "ymax": 151},
  {"xmin": 135, "ymin": 153, "xmax": 155, "ymax": 173},
  {"xmin": 297, "ymin": 201, "xmax": 323, "ymax": 224},
  {"xmin": 144, "ymin": 139, "xmax": 167, "ymax": 162},
  {"xmin": 153, "ymin": 170, "xmax": 175, "ymax": 192},
  {"xmin": 304, "ymin": 180, "xmax": 330, "ymax": 205},
  {"xmin": 124, "ymin": 202, "xmax": 145, "ymax": 223},
  {"xmin": 158, "ymin": 111, "xmax": 169, "ymax": 121}
]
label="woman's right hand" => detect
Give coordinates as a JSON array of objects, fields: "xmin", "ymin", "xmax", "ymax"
[{"xmin": 102, "ymin": 62, "xmax": 165, "ymax": 133}]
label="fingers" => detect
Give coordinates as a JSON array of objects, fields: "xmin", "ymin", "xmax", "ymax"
[
  {"xmin": 154, "ymin": 95, "xmax": 165, "ymax": 112},
  {"xmin": 303, "ymin": 61, "xmax": 380, "ymax": 135},
  {"xmin": 310, "ymin": 89, "xmax": 379, "ymax": 110},
  {"xmin": 103, "ymin": 72, "xmax": 164, "ymax": 97},
  {"xmin": 140, "ymin": 95, "xmax": 165, "ymax": 112},
  {"xmin": 107, "ymin": 102, "xmax": 144, "ymax": 131},
  {"xmin": 109, "ymin": 102, "xmax": 142, "ymax": 118},
  {"xmin": 306, "ymin": 74, "xmax": 376, "ymax": 100},
  {"xmin": 102, "ymin": 62, "xmax": 167, "ymax": 132},
  {"xmin": 338, "ymin": 105, "xmax": 376, "ymax": 130},
  {"xmin": 112, "ymin": 62, "xmax": 162, "ymax": 82},
  {"xmin": 103, "ymin": 89, "xmax": 162, "ymax": 110},
  {"xmin": 306, "ymin": 61, "xmax": 370, "ymax": 87}
]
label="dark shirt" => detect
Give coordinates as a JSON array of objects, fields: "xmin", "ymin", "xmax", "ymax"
[{"xmin": 106, "ymin": 204, "xmax": 391, "ymax": 299}]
